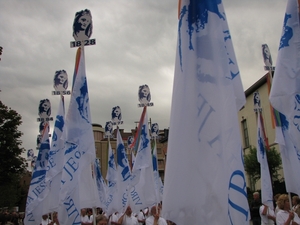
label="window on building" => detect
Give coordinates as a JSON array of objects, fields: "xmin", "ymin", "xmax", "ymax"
[{"xmin": 241, "ymin": 119, "xmax": 250, "ymax": 148}]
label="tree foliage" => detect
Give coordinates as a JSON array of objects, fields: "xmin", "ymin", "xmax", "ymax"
[
  {"xmin": 0, "ymin": 100, "xmax": 26, "ymax": 207},
  {"xmin": 244, "ymin": 146, "xmax": 282, "ymax": 186}
]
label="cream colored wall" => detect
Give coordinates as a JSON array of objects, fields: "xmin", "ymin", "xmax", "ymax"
[{"xmin": 238, "ymin": 78, "xmax": 283, "ymax": 191}]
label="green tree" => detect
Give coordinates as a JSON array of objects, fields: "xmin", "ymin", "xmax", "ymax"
[
  {"xmin": 244, "ymin": 146, "xmax": 282, "ymax": 187},
  {"xmin": 0, "ymin": 100, "xmax": 26, "ymax": 208}
]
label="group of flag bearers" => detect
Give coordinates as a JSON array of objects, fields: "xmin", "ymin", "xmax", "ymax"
[{"xmin": 24, "ymin": 0, "xmax": 300, "ymax": 224}]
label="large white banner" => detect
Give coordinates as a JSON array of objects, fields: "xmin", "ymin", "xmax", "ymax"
[{"xmin": 162, "ymin": 1, "xmax": 249, "ymax": 224}]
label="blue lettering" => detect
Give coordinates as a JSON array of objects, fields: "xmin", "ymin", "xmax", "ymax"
[
  {"xmin": 26, "ymin": 212, "xmax": 35, "ymax": 222},
  {"xmin": 228, "ymin": 170, "xmax": 249, "ymax": 224},
  {"xmin": 130, "ymin": 188, "xmax": 143, "ymax": 205},
  {"xmin": 64, "ymin": 196, "xmax": 81, "ymax": 225}
]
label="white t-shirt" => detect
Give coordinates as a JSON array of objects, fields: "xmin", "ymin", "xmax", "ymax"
[
  {"xmin": 276, "ymin": 209, "xmax": 300, "ymax": 225},
  {"xmin": 259, "ymin": 205, "xmax": 275, "ymax": 225},
  {"xmin": 81, "ymin": 215, "xmax": 89, "ymax": 223},
  {"xmin": 41, "ymin": 218, "xmax": 51, "ymax": 225},
  {"xmin": 121, "ymin": 215, "xmax": 138, "ymax": 225},
  {"xmin": 137, "ymin": 211, "xmax": 145, "ymax": 225},
  {"xmin": 145, "ymin": 216, "xmax": 167, "ymax": 225},
  {"xmin": 109, "ymin": 213, "xmax": 120, "ymax": 225}
]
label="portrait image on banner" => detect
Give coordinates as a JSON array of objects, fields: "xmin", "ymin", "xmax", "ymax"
[
  {"xmin": 73, "ymin": 9, "xmax": 93, "ymax": 42},
  {"xmin": 127, "ymin": 136, "xmax": 134, "ymax": 147},
  {"xmin": 151, "ymin": 123, "xmax": 159, "ymax": 138},
  {"xmin": 105, "ymin": 121, "xmax": 113, "ymax": 137},
  {"xmin": 253, "ymin": 92, "xmax": 261, "ymax": 112},
  {"xmin": 262, "ymin": 44, "xmax": 273, "ymax": 70},
  {"xmin": 111, "ymin": 106, "xmax": 122, "ymax": 124},
  {"xmin": 39, "ymin": 121, "xmax": 50, "ymax": 135},
  {"xmin": 38, "ymin": 99, "xmax": 51, "ymax": 119},
  {"xmin": 27, "ymin": 149, "xmax": 34, "ymax": 161},
  {"xmin": 53, "ymin": 70, "xmax": 68, "ymax": 92},
  {"xmin": 138, "ymin": 84, "xmax": 151, "ymax": 105}
]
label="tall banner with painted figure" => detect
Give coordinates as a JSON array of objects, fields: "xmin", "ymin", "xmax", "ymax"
[
  {"xmin": 94, "ymin": 159, "xmax": 107, "ymax": 209},
  {"xmin": 25, "ymin": 124, "xmax": 50, "ymax": 225},
  {"xmin": 257, "ymin": 111, "xmax": 273, "ymax": 210},
  {"xmin": 152, "ymin": 141, "xmax": 164, "ymax": 203},
  {"xmin": 58, "ymin": 47, "xmax": 98, "ymax": 225},
  {"xmin": 128, "ymin": 107, "xmax": 157, "ymax": 213},
  {"xmin": 104, "ymin": 142, "xmax": 119, "ymax": 216},
  {"xmin": 269, "ymin": 0, "xmax": 300, "ymax": 151},
  {"xmin": 44, "ymin": 95, "xmax": 66, "ymax": 213},
  {"xmin": 162, "ymin": 1, "xmax": 249, "ymax": 224},
  {"xmin": 116, "ymin": 128, "xmax": 131, "ymax": 213}
]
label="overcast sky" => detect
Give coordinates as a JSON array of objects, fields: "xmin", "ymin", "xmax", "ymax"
[{"xmin": 0, "ymin": 0, "xmax": 287, "ymax": 154}]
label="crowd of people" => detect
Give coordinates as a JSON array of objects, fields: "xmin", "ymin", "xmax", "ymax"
[
  {"xmin": 250, "ymin": 192, "xmax": 300, "ymax": 225},
  {"xmin": 0, "ymin": 204, "xmax": 176, "ymax": 225},
  {"xmin": 0, "ymin": 209, "xmax": 24, "ymax": 225}
]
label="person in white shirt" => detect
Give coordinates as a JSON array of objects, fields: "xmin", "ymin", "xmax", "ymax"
[
  {"xmin": 109, "ymin": 212, "xmax": 120, "ymax": 225},
  {"xmin": 145, "ymin": 206, "xmax": 167, "ymax": 225},
  {"xmin": 118, "ymin": 206, "xmax": 138, "ymax": 225},
  {"xmin": 259, "ymin": 205, "xmax": 276, "ymax": 225},
  {"xmin": 41, "ymin": 214, "xmax": 51, "ymax": 225},
  {"xmin": 276, "ymin": 194, "xmax": 300, "ymax": 225},
  {"xmin": 81, "ymin": 208, "xmax": 92, "ymax": 225}
]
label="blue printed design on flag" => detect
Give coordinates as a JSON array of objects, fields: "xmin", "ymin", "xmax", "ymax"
[
  {"xmin": 294, "ymin": 94, "xmax": 300, "ymax": 132},
  {"xmin": 178, "ymin": 0, "xmax": 225, "ymax": 69},
  {"xmin": 76, "ymin": 78, "xmax": 90, "ymax": 123},
  {"xmin": 51, "ymin": 115, "xmax": 64, "ymax": 151},
  {"xmin": 139, "ymin": 124, "xmax": 150, "ymax": 153},
  {"xmin": 279, "ymin": 13, "xmax": 293, "ymax": 50},
  {"xmin": 152, "ymin": 154, "xmax": 158, "ymax": 172},
  {"xmin": 117, "ymin": 143, "xmax": 130, "ymax": 182},
  {"xmin": 258, "ymin": 129, "xmax": 265, "ymax": 160}
]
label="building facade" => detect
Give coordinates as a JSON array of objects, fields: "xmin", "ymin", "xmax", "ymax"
[
  {"xmin": 92, "ymin": 124, "xmax": 167, "ymax": 182},
  {"xmin": 238, "ymin": 72, "xmax": 283, "ymax": 191}
]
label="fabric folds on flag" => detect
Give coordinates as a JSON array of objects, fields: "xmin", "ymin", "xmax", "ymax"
[
  {"xmin": 116, "ymin": 128, "xmax": 131, "ymax": 213},
  {"xmin": 162, "ymin": 1, "xmax": 249, "ymax": 224},
  {"xmin": 43, "ymin": 96, "xmax": 66, "ymax": 213},
  {"xmin": 94, "ymin": 159, "xmax": 107, "ymax": 209},
  {"xmin": 58, "ymin": 47, "xmax": 98, "ymax": 225},
  {"xmin": 24, "ymin": 124, "xmax": 50, "ymax": 225},
  {"xmin": 269, "ymin": 0, "xmax": 300, "ymax": 151},
  {"xmin": 104, "ymin": 142, "xmax": 119, "ymax": 216},
  {"xmin": 276, "ymin": 114, "xmax": 300, "ymax": 196},
  {"xmin": 128, "ymin": 107, "xmax": 156, "ymax": 213},
  {"xmin": 152, "ymin": 141, "xmax": 164, "ymax": 203},
  {"xmin": 257, "ymin": 112, "xmax": 273, "ymax": 210}
]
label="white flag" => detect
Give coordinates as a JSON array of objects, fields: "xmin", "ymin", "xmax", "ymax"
[
  {"xmin": 129, "ymin": 108, "xmax": 157, "ymax": 213},
  {"xmin": 257, "ymin": 112, "xmax": 273, "ymax": 209},
  {"xmin": 25, "ymin": 124, "xmax": 50, "ymax": 225},
  {"xmin": 116, "ymin": 128, "xmax": 131, "ymax": 212},
  {"xmin": 58, "ymin": 47, "xmax": 98, "ymax": 225},
  {"xmin": 44, "ymin": 96, "xmax": 66, "ymax": 213},
  {"xmin": 269, "ymin": 0, "xmax": 300, "ymax": 151},
  {"xmin": 94, "ymin": 159, "xmax": 108, "ymax": 209},
  {"xmin": 276, "ymin": 114, "xmax": 300, "ymax": 196},
  {"xmin": 104, "ymin": 142, "xmax": 119, "ymax": 216},
  {"xmin": 162, "ymin": 1, "xmax": 249, "ymax": 224},
  {"xmin": 152, "ymin": 141, "xmax": 164, "ymax": 203}
]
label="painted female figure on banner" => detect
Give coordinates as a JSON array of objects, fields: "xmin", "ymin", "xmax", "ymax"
[
  {"xmin": 27, "ymin": 149, "xmax": 34, "ymax": 161},
  {"xmin": 262, "ymin": 44, "xmax": 273, "ymax": 70},
  {"xmin": 53, "ymin": 70, "xmax": 68, "ymax": 92},
  {"xmin": 39, "ymin": 121, "xmax": 50, "ymax": 135},
  {"xmin": 138, "ymin": 84, "xmax": 151, "ymax": 105},
  {"xmin": 38, "ymin": 99, "xmax": 51, "ymax": 119},
  {"xmin": 73, "ymin": 9, "xmax": 93, "ymax": 41},
  {"xmin": 105, "ymin": 121, "xmax": 113, "ymax": 137},
  {"xmin": 253, "ymin": 91, "xmax": 261, "ymax": 112},
  {"xmin": 111, "ymin": 106, "xmax": 122, "ymax": 124},
  {"xmin": 151, "ymin": 123, "xmax": 159, "ymax": 138}
]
